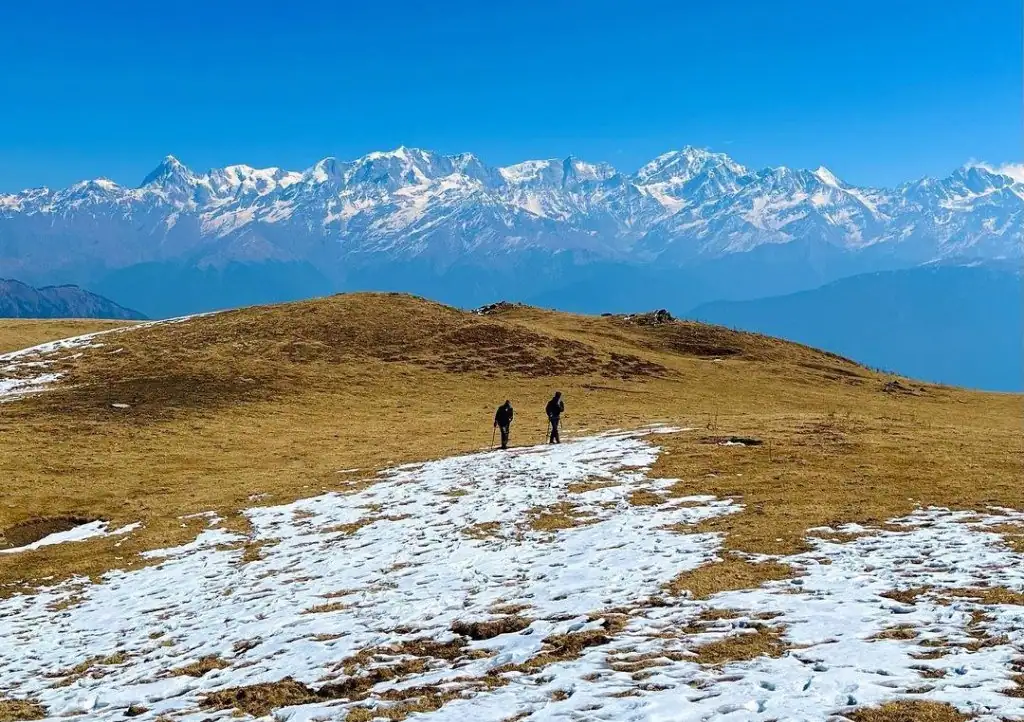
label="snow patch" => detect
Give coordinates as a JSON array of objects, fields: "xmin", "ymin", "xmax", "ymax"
[{"xmin": 0, "ymin": 521, "xmax": 141, "ymax": 555}]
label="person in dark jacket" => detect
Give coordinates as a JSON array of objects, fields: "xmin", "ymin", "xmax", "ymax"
[
  {"xmin": 494, "ymin": 400, "xmax": 514, "ymax": 450},
  {"xmin": 545, "ymin": 391, "xmax": 564, "ymax": 444}
]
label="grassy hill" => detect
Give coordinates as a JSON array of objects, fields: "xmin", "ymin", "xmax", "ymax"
[
  {"xmin": 0, "ymin": 318, "xmax": 142, "ymax": 354},
  {"xmin": 1, "ymin": 293, "xmax": 1020, "ymax": 594}
]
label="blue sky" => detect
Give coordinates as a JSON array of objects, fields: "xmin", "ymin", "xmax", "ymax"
[{"xmin": 0, "ymin": 0, "xmax": 1020, "ymax": 192}]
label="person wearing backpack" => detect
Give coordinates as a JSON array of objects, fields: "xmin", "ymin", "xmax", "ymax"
[
  {"xmin": 545, "ymin": 391, "xmax": 564, "ymax": 444},
  {"xmin": 493, "ymin": 400, "xmax": 514, "ymax": 450}
]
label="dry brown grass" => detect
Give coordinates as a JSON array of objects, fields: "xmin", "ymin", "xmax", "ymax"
[
  {"xmin": 302, "ymin": 601, "xmax": 349, "ymax": 614},
  {"xmin": 202, "ymin": 677, "xmax": 315, "ymax": 717},
  {"xmin": 881, "ymin": 587, "xmax": 936, "ymax": 605},
  {"xmin": 527, "ymin": 502, "xmax": 595, "ymax": 532},
  {"xmin": 846, "ymin": 700, "xmax": 973, "ymax": 721},
  {"xmin": 628, "ymin": 489, "xmax": 667, "ymax": 506},
  {"xmin": 947, "ymin": 586, "xmax": 1024, "ymax": 606},
  {"xmin": 690, "ymin": 626, "xmax": 790, "ymax": 665},
  {"xmin": 871, "ymin": 625, "xmax": 920, "ymax": 641},
  {"xmin": 169, "ymin": 655, "xmax": 230, "ymax": 677},
  {"xmin": 1005, "ymin": 658, "xmax": 1024, "ymax": 698},
  {"xmin": 0, "ymin": 696, "xmax": 46, "ymax": 722},
  {"xmin": 0, "ymin": 293, "xmax": 1020, "ymax": 595},
  {"xmin": 0, "ymin": 318, "xmax": 137, "ymax": 355},
  {"xmin": 664, "ymin": 558, "xmax": 796, "ymax": 599},
  {"xmin": 204, "ymin": 638, "xmax": 489, "ymax": 718},
  {"xmin": 463, "ymin": 521, "xmax": 503, "ymax": 540},
  {"xmin": 450, "ymin": 616, "xmax": 532, "ymax": 640},
  {"xmin": 986, "ymin": 523, "xmax": 1024, "ymax": 553},
  {"xmin": 566, "ymin": 479, "xmax": 621, "ymax": 494}
]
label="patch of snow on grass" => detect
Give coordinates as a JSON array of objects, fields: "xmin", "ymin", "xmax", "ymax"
[
  {"xmin": 1, "ymin": 433, "xmax": 1022, "ymax": 721},
  {"xmin": 0, "ymin": 372, "xmax": 63, "ymax": 400}
]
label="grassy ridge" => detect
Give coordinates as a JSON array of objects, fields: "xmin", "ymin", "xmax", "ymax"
[{"xmin": 0, "ymin": 293, "xmax": 1020, "ymax": 594}]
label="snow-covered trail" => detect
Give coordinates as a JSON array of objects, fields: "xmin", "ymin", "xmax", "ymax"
[{"xmin": 1, "ymin": 430, "xmax": 1022, "ymax": 721}]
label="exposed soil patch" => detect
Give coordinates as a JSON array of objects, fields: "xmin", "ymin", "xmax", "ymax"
[
  {"xmin": 1, "ymin": 516, "xmax": 96, "ymax": 549},
  {"xmin": 704, "ymin": 436, "xmax": 763, "ymax": 447},
  {"xmin": 882, "ymin": 379, "xmax": 925, "ymax": 396}
]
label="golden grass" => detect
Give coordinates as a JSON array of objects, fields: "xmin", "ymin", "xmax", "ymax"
[
  {"xmin": 846, "ymin": 700, "xmax": 973, "ymax": 721},
  {"xmin": 0, "ymin": 293, "xmax": 1020, "ymax": 595},
  {"xmin": 566, "ymin": 479, "xmax": 621, "ymax": 494},
  {"xmin": 690, "ymin": 626, "xmax": 790, "ymax": 665},
  {"xmin": 169, "ymin": 655, "xmax": 230, "ymax": 677},
  {"xmin": 527, "ymin": 502, "xmax": 595, "ymax": 532},
  {"xmin": 48, "ymin": 652, "xmax": 128, "ymax": 686},
  {"xmin": 628, "ymin": 489, "xmax": 667, "ymax": 506},
  {"xmin": 664, "ymin": 558, "xmax": 796, "ymax": 599},
  {"xmin": 302, "ymin": 601, "xmax": 349, "ymax": 614},
  {"xmin": 0, "ymin": 318, "xmax": 138, "ymax": 355},
  {"xmin": 880, "ymin": 587, "xmax": 935, "ymax": 605},
  {"xmin": 202, "ymin": 677, "xmax": 314, "ymax": 717},
  {"xmin": 205, "ymin": 641, "xmax": 487, "ymax": 718},
  {"xmin": 947, "ymin": 586, "xmax": 1024, "ymax": 606},
  {"xmin": 0, "ymin": 697, "xmax": 46, "ymax": 722},
  {"xmin": 463, "ymin": 521, "xmax": 503, "ymax": 540}
]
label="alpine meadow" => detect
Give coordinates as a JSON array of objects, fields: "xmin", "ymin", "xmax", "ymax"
[{"xmin": 1, "ymin": 2, "xmax": 1022, "ymax": 721}]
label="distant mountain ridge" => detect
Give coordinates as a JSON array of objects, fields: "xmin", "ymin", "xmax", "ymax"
[
  {"xmin": 2, "ymin": 146, "xmax": 1020, "ymax": 289},
  {"xmin": 0, "ymin": 279, "xmax": 145, "ymax": 319}
]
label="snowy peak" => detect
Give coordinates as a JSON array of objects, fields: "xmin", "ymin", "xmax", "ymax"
[
  {"xmin": 139, "ymin": 155, "xmax": 196, "ymax": 188},
  {"xmin": 1, "ymin": 146, "xmax": 1020, "ymax": 273},
  {"xmin": 564, "ymin": 157, "xmax": 617, "ymax": 184},
  {"xmin": 633, "ymin": 146, "xmax": 748, "ymax": 185},
  {"xmin": 813, "ymin": 166, "xmax": 842, "ymax": 187},
  {"xmin": 305, "ymin": 157, "xmax": 347, "ymax": 185},
  {"xmin": 206, "ymin": 165, "xmax": 302, "ymax": 198},
  {"xmin": 497, "ymin": 156, "xmax": 616, "ymax": 189}
]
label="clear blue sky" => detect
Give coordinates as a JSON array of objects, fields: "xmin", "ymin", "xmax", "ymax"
[{"xmin": 1, "ymin": 0, "xmax": 1020, "ymax": 192}]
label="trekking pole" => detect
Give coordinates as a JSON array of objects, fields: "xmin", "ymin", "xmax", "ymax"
[{"xmin": 491, "ymin": 426, "xmax": 496, "ymax": 449}]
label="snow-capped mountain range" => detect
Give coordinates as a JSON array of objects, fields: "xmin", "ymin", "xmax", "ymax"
[{"xmin": 1, "ymin": 146, "xmax": 1020, "ymax": 316}]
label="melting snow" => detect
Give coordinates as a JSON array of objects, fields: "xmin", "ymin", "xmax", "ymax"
[
  {"xmin": 0, "ymin": 431, "xmax": 1021, "ymax": 721},
  {"xmin": 0, "ymin": 521, "xmax": 141, "ymax": 556},
  {"xmin": 0, "ymin": 314, "xmax": 215, "ymax": 401}
]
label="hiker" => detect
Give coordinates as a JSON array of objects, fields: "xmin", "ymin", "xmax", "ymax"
[
  {"xmin": 493, "ymin": 400, "xmax": 514, "ymax": 450},
  {"xmin": 545, "ymin": 391, "xmax": 564, "ymax": 444}
]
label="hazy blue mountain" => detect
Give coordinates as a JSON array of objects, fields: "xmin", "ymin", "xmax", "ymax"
[
  {"xmin": 688, "ymin": 265, "xmax": 1023, "ymax": 392},
  {"xmin": 0, "ymin": 279, "xmax": 145, "ymax": 319},
  {"xmin": 94, "ymin": 261, "xmax": 336, "ymax": 320}
]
